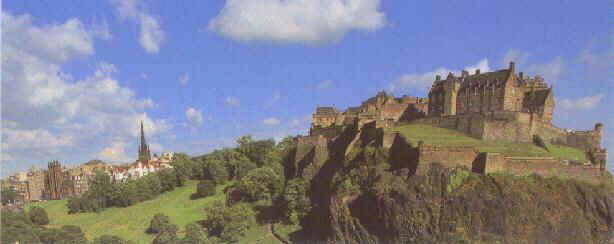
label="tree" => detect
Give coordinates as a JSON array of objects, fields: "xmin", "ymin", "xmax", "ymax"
[
  {"xmin": 147, "ymin": 213, "xmax": 171, "ymax": 234},
  {"xmin": 182, "ymin": 223, "xmax": 208, "ymax": 244},
  {"xmin": 1, "ymin": 209, "xmax": 40, "ymax": 244},
  {"xmin": 152, "ymin": 224, "xmax": 178, "ymax": 244},
  {"xmin": 60, "ymin": 225, "xmax": 87, "ymax": 243},
  {"xmin": 227, "ymin": 167, "xmax": 283, "ymax": 204},
  {"xmin": 277, "ymin": 178, "xmax": 311, "ymax": 224},
  {"xmin": 203, "ymin": 159, "xmax": 229, "ymax": 184},
  {"xmin": 202, "ymin": 201, "xmax": 256, "ymax": 242},
  {"xmin": 29, "ymin": 206, "xmax": 50, "ymax": 225},
  {"xmin": 194, "ymin": 180, "xmax": 216, "ymax": 199},
  {"xmin": 1, "ymin": 188, "xmax": 18, "ymax": 205}
]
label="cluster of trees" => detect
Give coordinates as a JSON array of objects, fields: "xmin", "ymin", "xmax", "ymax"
[
  {"xmin": 1, "ymin": 207, "xmax": 95, "ymax": 244},
  {"xmin": 147, "ymin": 213, "xmax": 214, "ymax": 244},
  {"xmin": 67, "ymin": 166, "xmax": 187, "ymax": 213}
]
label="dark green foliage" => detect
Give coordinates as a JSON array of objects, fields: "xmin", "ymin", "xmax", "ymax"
[
  {"xmin": 147, "ymin": 213, "xmax": 171, "ymax": 234},
  {"xmin": 152, "ymin": 224, "xmax": 178, "ymax": 244},
  {"xmin": 93, "ymin": 235, "xmax": 131, "ymax": 244},
  {"xmin": 1, "ymin": 209, "xmax": 40, "ymax": 244},
  {"xmin": 226, "ymin": 166, "xmax": 283, "ymax": 204},
  {"xmin": 202, "ymin": 201, "xmax": 256, "ymax": 242},
  {"xmin": 1, "ymin": 188, "xmax": 19, "ymax": 205},
  {"xmin": 29, "ymin": 206, "xmax": 50, "ymax": 225},
  {"xmin": 171, "ymin": 153, "xmax": 196, "ymax": 184},
  {"xmin": 533, "ymin": 134, "xmax": 549, "ymax": 152},
  {"xmin": 278, "ymin": 178, "xmax": 311, "ymax": 224},
  {"xmin": 181, "ymin": 223, "xmax": 208, "ymax": 244},
  {"xmin": 38, "ymin": 225, "xmax": 87, "ymax": 244},
  {"xmin": 203, "ymin": 159, "xmax": 229, "ymax": 184},
  {"xmin": 67, "ymin": 167, "xmax": 186, "ymax": 213},
  {"xmin": 237, "ymin": 136, "xmax": 276, "ymax": 167},
  {"xmin": 194, "ymin": 180, "xmax": 216, "ymax": 199}
]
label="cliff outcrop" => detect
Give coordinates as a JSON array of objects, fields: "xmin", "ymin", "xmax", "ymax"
[{"xmin": 291, "ymin": 123, "xmax": 613, "ymax": 243}]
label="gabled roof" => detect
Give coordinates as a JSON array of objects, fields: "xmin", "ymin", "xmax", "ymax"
[{"xmin": 523, "ymin": 89, "xmax": 552, "ymax": 107}]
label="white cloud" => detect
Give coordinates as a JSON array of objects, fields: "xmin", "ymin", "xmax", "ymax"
[
  {"xmin": 2, "ymin": 12, "xmax": 171, "ymax": 170},
  {"xmin": 185, "ymin": 107, "xmax": 204, "ymax": 128},
  {"xmin": 557, "ymin": 94, "xmax": 604, "ymax": 111},
  {"xmin": 208, "ymin": 0, "xmax": 386, "ymax": 44},
  {"xmin": 110, "ymin": 0, "xmax": 164, "ymax": 53},
  {"xmin": 225, "ymin": 96, "xmax": 241, "ymax": 106},
  {"xmin": 531, "ymin": 56, "xmax": 564, "ymax": 83},
  {"xmin": 388, "ymin": 58, "xmax": 491, "ymax": 93},
  {"xmin": 140, "ymin": 72, "xmax": 148, "ymax": 79},
  {"xmin": 263, "ymin": 117, "xmax": 280, "ymax": 126},
  {"xmin": 178, "ymin": 73, "xmax": 190, "ymax": 86},
  {"xmin": 98, "ymin": 140, "xmax": 131, "ymax": 162},
  {"xmin": 316, "ymin": 80, "xmax": 333, "ymax": 90},
  {"xmin": 502, "ymin": 49, "xmax": 530, "ymax": 67}
]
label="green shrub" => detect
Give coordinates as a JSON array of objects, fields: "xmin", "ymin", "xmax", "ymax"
[
  {"xmin": 447, "ymin": 168, "xmax": 470, "ymax": 193},
  {"xmin": 202, "ymin": 201, "xmax": 256, "ymax": 242},
  {"xmin": 29, "ymin": 206, "xmax": 49, "ymax": 225},
  {"xmin": 194, "ymin": 180, "xmax": 216, "ymax": 199},
  {"xmin": 147, "ymin": 213, "xmax": 170, "ymax": 234}
]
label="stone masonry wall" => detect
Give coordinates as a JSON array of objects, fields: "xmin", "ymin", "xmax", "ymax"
[
  {"xmin": 501, "ymin": 158, "xmax": 605, "ymax": 184},
  {"xmin": 415, "ymin": 144, "xmax": 479, "ymax": 174},
  {"xmin": 295, "ymin": 135, "xmax": 329, "ymax": 180}
]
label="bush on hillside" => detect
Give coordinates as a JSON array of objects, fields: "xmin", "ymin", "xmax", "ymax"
[
  {"xmin": 226, "ymin": 166, "xmax": 283, "ymax": 204},
  {"xmin": 193, "ymin": 180, "xmax": 216, "ymax": 199},
  {"xmin": 202, "ymin": 201, "xmax": 256, "ymax": 242},
  {"xmin": 152, "ymin": 223, "xmax": 178, "ymax": 244},
  {"xmin": 182, "ymin": 223, "xmax": 210, "ymax": 244},
  {"xmin": 28, "ymin": 206, "xmax": 49, "ymax": 225},
  {"xmin": 147, "ymin": 213, "xmax": 171, "ymax": 234}
]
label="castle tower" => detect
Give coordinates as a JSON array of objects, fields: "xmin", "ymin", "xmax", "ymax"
[
  {"xmin": 138, "ymin": 121, "xmax": 151, "ymax": 162},
  {"xmin": 443, "ymin": 73, "xmax": 461, "ymax": 116}
]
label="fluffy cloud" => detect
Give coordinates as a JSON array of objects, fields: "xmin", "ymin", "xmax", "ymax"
[
  {"xmin": 185, "ymin": 107, "xmax": 204, "ymax": 128},
  {"xmin": 110, "ymin": 0, "xmax": 164, "ymax": 53},
  {"xmin": 557, "ymin": 94, "xmax": 604, "ymax": 111},
  {"xmin": 531, "ymin": 57, "xmax": 564, "ymax": 83},
  {"xmin": 2, "ymin": 12, "xmax": 170, "ymax": 172},
  {"xmin": 98, "ymin": 140, "xmax": 131, "ymax": 162},
  {"xmin": 179, "ymin": 73, "xmax": 190, "ymax": 86},
  {"xmin": 502, "ymin": 49, "xmax": 530, "ymax": 67},
  {"xmin": 388, "ymin": 59, "xmax": 491, "ymax": 93},
  {"xmin": 208, "ymin": 0, "xmax": 386, "ymax": 44},
  {"xmin": 225, "ymin": 96, "xmax": 241, "ymax": 106},
  {"xmin": 263, "ymin": 117, "xmax": 280, "ymax": 126}
]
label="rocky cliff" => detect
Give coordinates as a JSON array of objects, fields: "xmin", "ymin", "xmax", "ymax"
[{"xmin": 290, "ymin": 122, "xmax": 614, "ymax": 243}]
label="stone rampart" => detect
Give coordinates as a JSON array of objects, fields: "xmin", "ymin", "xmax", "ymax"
[
  {"xmin": 295, "ymin": 135, "xmax": 330, "ymax": 180},
  {"xmin": 501, "ymin": 157, "xmax": 605, "ymax": 184},
  {"xmin": 415, "ymin": 144, "xmax": 479, "ymax": 174}
]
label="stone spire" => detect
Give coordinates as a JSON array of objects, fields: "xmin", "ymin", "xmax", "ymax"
[{"xmin": 138, "ymin": 120, "xmax": 151, "ymax": 162}]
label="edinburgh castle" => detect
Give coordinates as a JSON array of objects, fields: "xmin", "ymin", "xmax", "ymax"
[{"xmin": 302, "ymin": 62, "xmax": 607, "ymax": 183}]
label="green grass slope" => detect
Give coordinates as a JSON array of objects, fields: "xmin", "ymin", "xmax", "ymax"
[
  {"xmin": 27, "ymin": 180, "xmax": 226, "ymax": 243},
  {"xmin": 394, "ymin": 124, "xmax": 587, "ymax": 161}
]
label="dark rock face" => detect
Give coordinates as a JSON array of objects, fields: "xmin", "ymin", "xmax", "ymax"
[{"xmin": 291, "ymin": 124, "xmax": 613, "ymax": 244}]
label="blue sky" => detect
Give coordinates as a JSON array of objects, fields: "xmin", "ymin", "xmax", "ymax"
[{"xmin": 2, "ymin": 0, "xmax": 612, "ymax": 176}]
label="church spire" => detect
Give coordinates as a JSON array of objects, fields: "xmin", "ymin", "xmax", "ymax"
[{"xmin": 138, "ymin": 120, "xmax": 151, "ymax": 162}]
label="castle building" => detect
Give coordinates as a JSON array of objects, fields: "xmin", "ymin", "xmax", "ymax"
[
  {"xmin": 428, "ymin": 62, "xmax": 554, "ymax": 123},
  {"xmin": 138, "ymin": 121, "xmax": 152, "ymax": 162},
  {"xmin": 306, "ymin": 62, "xmax": 606, "ymax": 170}
]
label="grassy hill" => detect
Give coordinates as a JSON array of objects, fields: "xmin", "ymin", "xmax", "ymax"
[
  {"xmin": 394, "ymin": 124, "xmax": 587, "ymax": 161},
  {"xmin": 26, "ymin": 180, "xmax": 284, "ymax": 243}
]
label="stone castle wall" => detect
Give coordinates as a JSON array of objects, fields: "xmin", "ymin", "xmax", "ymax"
[
  {"xmin": 295, "ymin": 135, "xmax": 329, "ymax": 180},
  {"xmin": 501, "ymin": 157, "xmax": 605, "ymax": 184}
]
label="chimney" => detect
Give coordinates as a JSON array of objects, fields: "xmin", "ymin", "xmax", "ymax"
[
  {"xmin": 475, "ymin": 69, "xmax": 480, "ymax": 75},
  {"xmin": 509, "ymin": 61, "xmax": 515, "ymax": 73},
  {"xmin": 461, "ymin": 70, "xmax": 469, "ymax": 77},
  {"xmin": 519, "ymin": 72, "xmax": 523, "ymax": 79},
  {"xmin": 435, "ymin": 75, "xmax": 441, "ymax": 81}
]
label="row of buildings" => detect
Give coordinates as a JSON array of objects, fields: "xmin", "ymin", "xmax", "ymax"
[{"xmin": 1, "ymin": 121, "xmax": 175, "ymax": 204}]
